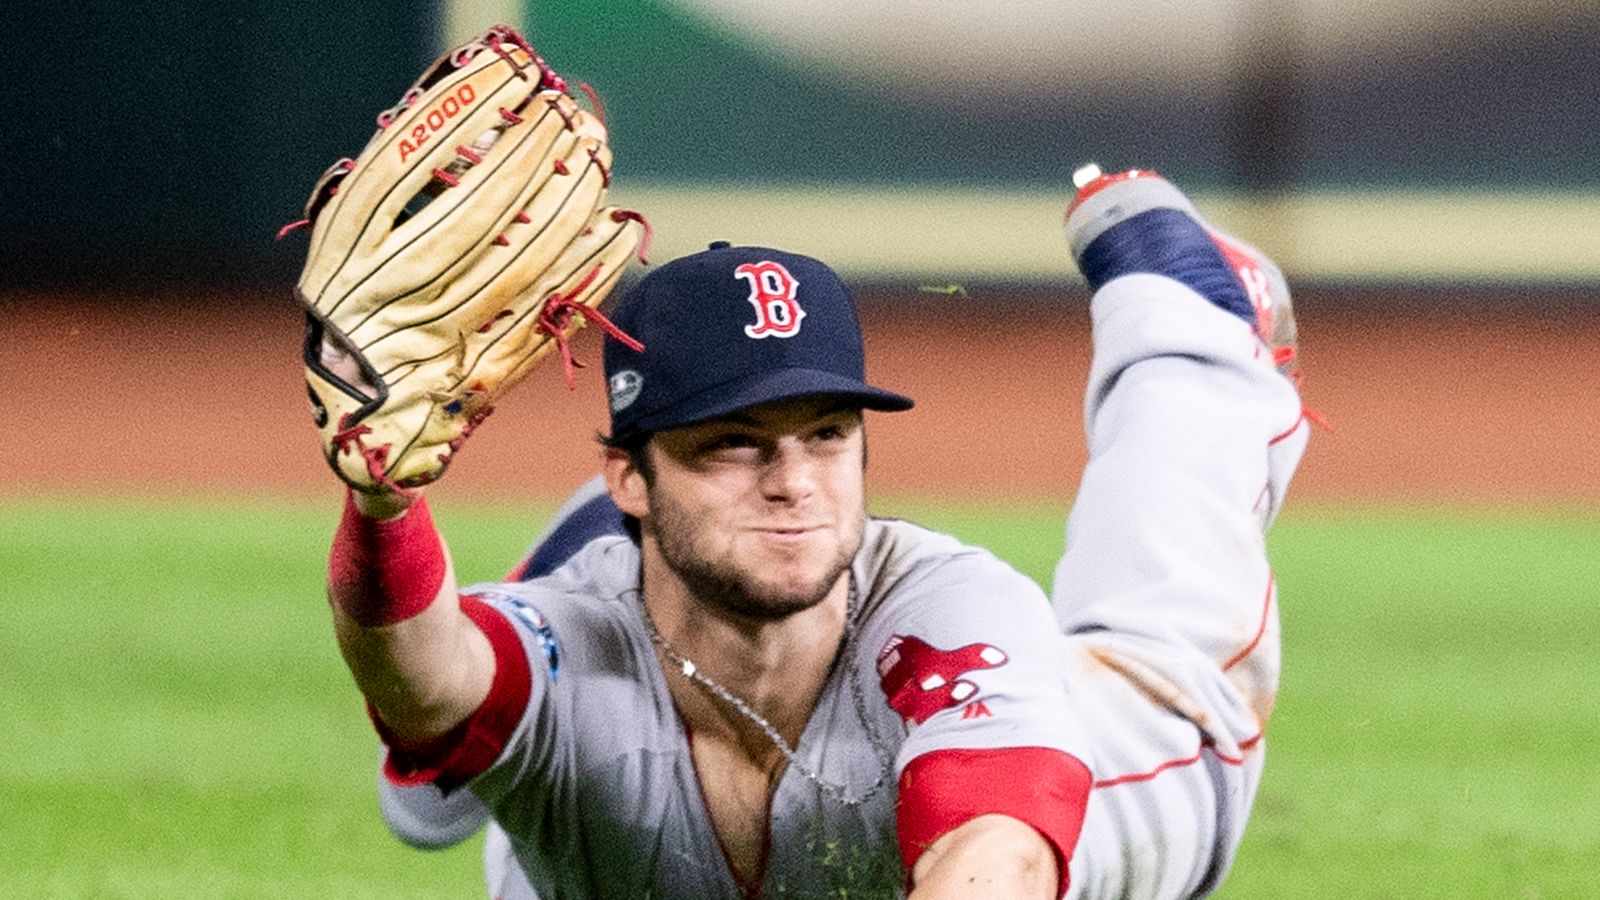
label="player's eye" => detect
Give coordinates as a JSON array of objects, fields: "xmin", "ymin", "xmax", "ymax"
[
  {"xmin": 701, "ymin": 433, "xmax": 759, "ymax": 453},
  {"xmin": 810, "ymin": 414, "xmax": 858, "ymax": 443}
]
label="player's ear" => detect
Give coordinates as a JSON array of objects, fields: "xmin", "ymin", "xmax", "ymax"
[{"xmin": 601, "ymin": 444, "xmax": 650, "ymax": 520}]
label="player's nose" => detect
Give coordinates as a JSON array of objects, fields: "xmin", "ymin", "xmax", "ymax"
[{"xmin": 757, "ymin": 439, "xmax": 818, "ymax": 502}]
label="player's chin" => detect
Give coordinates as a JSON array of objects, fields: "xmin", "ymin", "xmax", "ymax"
[
  {"xmin": 735, "ymin": 574, "xmax": 838, "ymax": 620},
  {"xmin": 761, "ymin": 562, "xmax": 853, "ymax": 610}
]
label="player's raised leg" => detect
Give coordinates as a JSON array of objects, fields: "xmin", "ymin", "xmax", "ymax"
[
  {"xmin": 504, "ymin": 475, "xmax": 627, "ymax": 582},
  {"xmin": 1052, "ymin": 165, "xmax": 1311, "ymax": 896}
]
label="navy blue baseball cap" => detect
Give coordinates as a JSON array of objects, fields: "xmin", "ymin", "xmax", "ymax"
[{"xmin": 602, "ymin": 243, "xmax": 913, "ymax": 441}]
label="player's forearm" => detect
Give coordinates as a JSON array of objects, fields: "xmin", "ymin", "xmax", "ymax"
[
  {"xmin": 328, "ymin": 490, "xmax": 494, "ymax": 740},
  {"xmin": 908, "ymin": 814, "xmax": 1059, "ymax": 900}
]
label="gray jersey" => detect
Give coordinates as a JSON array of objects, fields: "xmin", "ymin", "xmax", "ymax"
[
  {"xmin": 379, "ymin": 273, "xmax": 1311, "ymax": 899},
  {"xmin": 427, "ymin": 518, "xmax": 1087, "ymax": 900}
]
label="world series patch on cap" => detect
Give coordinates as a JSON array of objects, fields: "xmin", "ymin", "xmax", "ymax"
[{"xmin": 602, "ymin": 243, "xmax": 913, "ymax": 440}]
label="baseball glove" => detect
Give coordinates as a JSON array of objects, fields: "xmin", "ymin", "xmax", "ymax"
[{"xmin": 283, "ymin": 25, "xmax": 647, "ymax": 493}]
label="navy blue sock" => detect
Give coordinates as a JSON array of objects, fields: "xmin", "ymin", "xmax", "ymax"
[{"xmin": 1078, "ymin": 208, "xmax": 1255, "ymax": 325}]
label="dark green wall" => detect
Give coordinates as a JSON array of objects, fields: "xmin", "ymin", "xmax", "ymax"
[
  {"xmin": 520, "ymin": 0, "xmax": 1599, "ymax": 192},
  {"xmin": 5, "ymin": 1, "xmax": 1597, "ymax": 289},
  {"xmin": 6, "ymin": 0, "xmax": 435, "ymax": 287}
]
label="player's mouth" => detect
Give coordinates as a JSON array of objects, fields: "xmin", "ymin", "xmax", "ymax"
[{"xmin": 751, "ymin": 524, "xmax": 826, "ymax": 541}]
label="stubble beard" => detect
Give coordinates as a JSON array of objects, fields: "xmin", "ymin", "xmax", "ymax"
[{"xmin": 645, "ymin": 488, "xmax": 863, "ymax": 623}]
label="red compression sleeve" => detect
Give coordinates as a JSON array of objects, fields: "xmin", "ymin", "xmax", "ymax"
[
  {"xmin": 897, "ymin": 747, "xmax": 1092, "ymax": 898},
  {"xmin": 328, "ymin": 491, "xmax": 447, "ymax": 626}
]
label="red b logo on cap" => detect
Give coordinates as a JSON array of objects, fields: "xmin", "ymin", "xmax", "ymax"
[{"xmin": 735, "ymin": 261, "xmax": 806, "ymax": 339}]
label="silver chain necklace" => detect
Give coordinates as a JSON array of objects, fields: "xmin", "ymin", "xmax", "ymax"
[{"xmin": 638, "ymin": 577, "xmax": 896, "ymax": 807}]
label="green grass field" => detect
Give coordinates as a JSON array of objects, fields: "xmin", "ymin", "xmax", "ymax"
[{"xmin": 3, "ymin": 496, "xmax": 1597, "ymax": 898}]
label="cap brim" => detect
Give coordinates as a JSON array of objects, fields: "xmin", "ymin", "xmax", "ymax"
[{"xmin": 629, "ymin": 368, "xmax": 914, "ymax": 434}]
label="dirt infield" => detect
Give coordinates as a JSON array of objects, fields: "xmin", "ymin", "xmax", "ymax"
[{"xmin": 5, "ymin": 290, "xmax": 1597, "ymax": 505}]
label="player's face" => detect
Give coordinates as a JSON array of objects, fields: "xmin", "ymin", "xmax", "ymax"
[{"xmin": 637, "ymin": 398, "xmax": 867, "ymax": 621}]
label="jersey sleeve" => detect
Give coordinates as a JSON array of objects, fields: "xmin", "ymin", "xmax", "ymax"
[
  {"xmin": 374, "ymin": 586, "xmax": 564, "ymax": 797},
  {"xmin": 859, "ymin": 536, "xmax": 1093, "ymax": 893}
]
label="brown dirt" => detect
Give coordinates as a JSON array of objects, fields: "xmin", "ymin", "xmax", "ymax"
[{"xmin": 4, "ymin": 290, "xmax": 1597, "ymax": 505}]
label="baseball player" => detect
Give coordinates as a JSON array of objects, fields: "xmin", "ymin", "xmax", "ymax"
[{"xmin": 348, "ymin": 165, "xmax": 1310, "ymax": 899}]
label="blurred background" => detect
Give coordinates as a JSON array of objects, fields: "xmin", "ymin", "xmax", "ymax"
[
  {"xmin": 3, "ymin": 2, "xmax": 1598, "ymax": 897},
  {"xmin": 8, "ymin": 0, "xmax": 1599, "ymax": 286},
  {"xmin": 3, "ymin": 0, "xmax": 1599, "ymax": 503}
]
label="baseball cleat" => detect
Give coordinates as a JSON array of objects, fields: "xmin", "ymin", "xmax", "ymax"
[{"xmin": 1064, "ymin": 164, "xmax": 1299, "ymax": 379}]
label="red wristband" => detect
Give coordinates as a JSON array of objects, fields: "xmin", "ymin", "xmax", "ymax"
[
  {"xmin": 897, "ymin": 746, "xmax": 1092, "ymax": 898},
  {"xmin": 328, "ymin": 491, "xmax": 447, "ymax": 626}
]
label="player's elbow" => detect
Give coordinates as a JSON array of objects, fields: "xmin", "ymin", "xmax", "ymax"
[{"xmin": 378, "ymin": 774, "xmax": 491, "ymax": 850}]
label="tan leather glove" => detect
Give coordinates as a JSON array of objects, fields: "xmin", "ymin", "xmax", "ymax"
[{"xmin": 286, "ymin": 25, "xmax": 645, "ymax": 492}]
